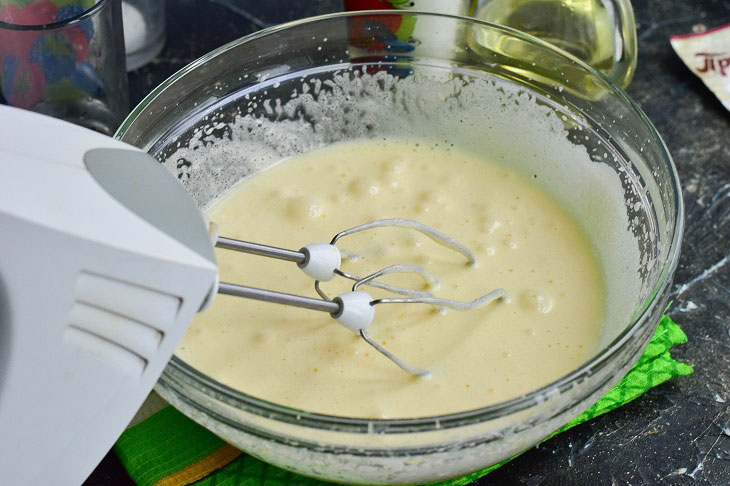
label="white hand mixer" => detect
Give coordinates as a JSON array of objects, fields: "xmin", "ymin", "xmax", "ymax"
[{"xmin": 0, "ymin": 105, "xmax": 505, "ymax": 485}]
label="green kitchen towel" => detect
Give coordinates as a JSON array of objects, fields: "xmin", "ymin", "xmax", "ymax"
[{"xmin": 114, "ymin": 316, "xmax": 692, "ymax": 486}]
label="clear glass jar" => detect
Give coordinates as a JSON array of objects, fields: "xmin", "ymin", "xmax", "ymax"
[{"xmin": 0, "ymin": 0, "xmax": 129, "ymax": 134}]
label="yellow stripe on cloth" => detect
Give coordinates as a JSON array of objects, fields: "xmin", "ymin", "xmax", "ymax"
[{"xmin": 154, "ymin": 444, "xmax": 242, "ymax": 486}]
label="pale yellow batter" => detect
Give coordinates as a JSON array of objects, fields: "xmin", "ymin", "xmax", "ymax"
[{"xmin": 178, "ymin": 139, "xmax": 604, "ymax": 418}]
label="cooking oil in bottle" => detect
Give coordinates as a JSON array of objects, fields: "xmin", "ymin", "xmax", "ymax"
[
  {"xmin": 477, "ymin": 0, "xmax": 615, "ymax": 70},
  {"xmin": 471, "ymin": 0, "xmax": 636, "ymax": 89}
]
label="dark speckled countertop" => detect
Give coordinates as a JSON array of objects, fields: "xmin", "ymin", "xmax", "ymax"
[{"xmin": 85, "ymin": 1, "xmax": 730, "ymax": 484}]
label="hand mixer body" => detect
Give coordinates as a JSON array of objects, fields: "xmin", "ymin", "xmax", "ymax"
[{"xmin": 0, "ymin": 106, "xmax": 218, "ymax": 484}]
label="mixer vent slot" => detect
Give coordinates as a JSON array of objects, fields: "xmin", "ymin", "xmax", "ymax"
[
  {"xmin": 74, "ymin": 272, "xmax": 181, "ymax": 331},
  {"xmin": 63, "ymin": 272, "xmax": 177, "ymax": 378},
  {"xmin": 64, "ymin": 327, "xmax": 147, "ymax": 379}
]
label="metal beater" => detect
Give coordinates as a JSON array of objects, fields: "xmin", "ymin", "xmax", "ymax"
[{"xmin": 212, "ymin": 218, "xmax": 508, "ymax": 377}]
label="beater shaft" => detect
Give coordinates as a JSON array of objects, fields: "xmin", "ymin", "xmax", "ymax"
[
  {"xmin": 216, "ymin": 237, "xmax": 305, "ymax": 263},
  {"xmin": 218, "ymin": 282, "xmax": 339, "ymax": 313}
]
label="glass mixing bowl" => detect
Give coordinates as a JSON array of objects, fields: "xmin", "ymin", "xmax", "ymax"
[{"xmin": 116, "ymin": 11, "xmax": 682, "ymax": 485}]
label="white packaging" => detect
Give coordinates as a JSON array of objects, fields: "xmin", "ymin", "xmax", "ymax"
[{"xmin": 670, "ymin": 24, "xmax": 730, "ymax": 112}]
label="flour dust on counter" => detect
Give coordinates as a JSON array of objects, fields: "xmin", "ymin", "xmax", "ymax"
[{"xmin": 177, "ymin": 139, "xmax": 605, "ymax": 418}]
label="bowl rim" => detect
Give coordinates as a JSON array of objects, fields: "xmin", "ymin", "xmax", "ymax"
[{"xmin": 118, "ymin": 10, "xmax": 684, "ymax": 431}]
